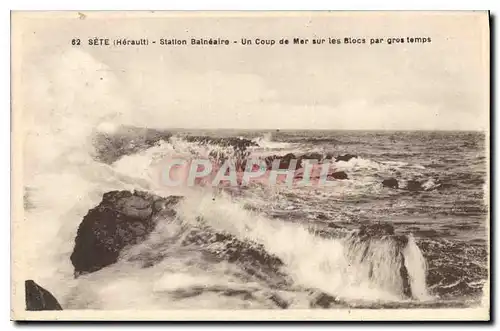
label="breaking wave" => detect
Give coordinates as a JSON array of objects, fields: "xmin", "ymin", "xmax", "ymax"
[{"xmin": 20, "ymin": 47, "xmax": 486, "ymax": 310}]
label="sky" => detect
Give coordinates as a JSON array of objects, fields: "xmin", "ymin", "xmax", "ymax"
[{"xmin": 15, "ymin": 11, "xmax": 490, "ymax": 131}]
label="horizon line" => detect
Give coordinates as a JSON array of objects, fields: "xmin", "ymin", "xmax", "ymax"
[{"xmin": 119, "ymin": 125, "xmax": 486, "ymax": 133}]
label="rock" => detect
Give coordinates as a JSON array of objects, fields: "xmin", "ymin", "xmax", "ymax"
[
  {"xmin": 406, "ymin": 180, "xmax": 423, "ymax": 192},
  {"xmin": 125, "ymin": 224, "xmax": 290, "ymax": 287},
  {"xmin": 262, "ymin": 152, "xmax": 336, "ymax": 172},
  {"xmin": 290, "ymin": 155, "xmax": 311, "ymax": 172},
  {"xmin": 310, "ymin": 292, "xmax": 338, "ymax": 308},
  {"xmin": 382, "ymin": 178, "xmax": 399, "ymax": 189},
  {"xmin": 328, "ymin": 171, "xmax": 348, "ymax": 180},
  {"xmin": 356, "ymin": 223, "xmax": 410, "ymax": 253},
  {"xmin": 268, "ymin": 294, "xmax": 289, "ymax": 309},
  {"xmin": 186, "ymin": 136, "xmax": 258, "ymax": 161},
  {"xmin": 70, "ymin": 190, "xmax": 183, "ymax": 276},
  {"xmin": 358, "ymin": 223, "xmax": 395, "ymax": 237},
  {"xmin": 316, "ymin": 213, "xmax": 328, "ymax": 220},
  {"xmin": 184, "ymin": 136, "xmax": 258, "ymax": 152},
  {"xmin": 71, "ymin": 190, "xmax": 290, "ymax": 286},
  {"xmin": 349, "ymin": 223, "xmax": 412, "ymax": 298},
  {"xmin": 324, "ymin": 152, "xmax": 335, "ymax": 160},
  {"xmin": 299, "ymin": 152, "xmax": 324, "ymax": 162},
  {"xmin": 93, "ymin": 126, "xmax": 173, "ymax": 164},
  {"xmin": 335, "ymin": 154, "xmax": 357, "ymax": 162},
  {"xmin": 25, "ymin": 280, "xmax": 62, "ymax": 311},
  {"xmin": 93, "ymin": 128, "xmax": 258, "ymax": 165},
  {"xmin": 265, "ymin": 153, "xmax": 300, "ymax": 170},
  {"xmin": 182, "ymin": 227, "xmax": 289, "ymax": 285}
]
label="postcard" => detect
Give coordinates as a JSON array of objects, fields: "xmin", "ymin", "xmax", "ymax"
[{"xmin": 10, "ymin": 10, "xmax": 490, "ymax": 321}]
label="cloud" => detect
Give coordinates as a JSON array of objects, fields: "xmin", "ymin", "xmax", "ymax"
[
  {"xmin": 173, "ymin": 100, "xmax": 486, "ymax": 131},
  {"xmin": 19, "ymin": 15, "xmax": 488, "ymax": 132}
]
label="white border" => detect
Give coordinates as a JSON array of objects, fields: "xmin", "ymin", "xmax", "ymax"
[{"xmin": 4, "ymin": 1, "xmax": 497, "ymax": 330}]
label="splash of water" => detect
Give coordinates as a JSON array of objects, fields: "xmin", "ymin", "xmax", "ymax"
[
  {"xmin": 175, "ymin": 191, "xmax": 430, "ymax": 304},
  {"xmin": 403, "ymin": 235, "xmax": 432, "ymax": 300},
  {"xmin": 20, "ymin": 46, "xmax": 432, "ymax": 309},
  {"xmin": 252, "ymin": 132, "xmax": 293, "ymax": 150}
]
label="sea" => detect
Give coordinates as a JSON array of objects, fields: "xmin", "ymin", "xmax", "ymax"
[{"xmin": 22, "ymin": 126, "xmax": 489, "ymax": 310}]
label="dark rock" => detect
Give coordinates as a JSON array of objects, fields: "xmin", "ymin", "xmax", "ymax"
[
  {"xmin": 125, "ymin": 224, "xmax": 290, "ymax": 287},
  {"xmin": 93, "ymin": 127, "xmax": 258, "ymax": 165},
  {"xmin": 127, "ymin": 225, "xmax": 290, "ymax": 287},
  {"xmin": 183, "ymin": 136, "xmax": 258, "ymax": 152},
  {"xmin": 268, "ymin": 293, "xmax": 289, "ymax": 309},
  {"xmin": 406, "ymin": 180, "xmax": 423, "ymax": 192},
  {"xmin": 328, "ymin": 171, "xmax": 348, "ymax": 180},
  {"xmin": 25, "ymin": 280, "xmax": 62, "ymax": 311},
  {"xmin": 165, "ymin": 286, "xmax": 288, "ymax": 308},
  {"xmin": 350, "ymin": 223, "xmax": 412, "ymax": 298},
  {"xmin": 382, "ymin": 178, "xmax": 399, "ymax": 189},
  {"xmin": 265, "ymin": 153, "xmax": 300, "ymax": 170},
  {"xmin": 168, "ymin": 285, "xmax": 255, "ymax": 301},
  {"xmin": 180, "ymin": 227, "xmax": 289, "ymax": 285},
  {"xmin": 324, "ymin": 152, "xmax": 335, "ymax": 160},
  {"xmin": 358, "ymin": 223, "xmax": 395, "ymax": 237},
  {"xmin": 186, "ymin": 136, "xmax": 258, "ymax": 162},
  {"xmin": 261, "ymin": 152, "xmax": 337, "ymax": 172},
  {"xmin": 70, "ymin": 190, "xmax": 183, "ymax": 276},
  {"xmin": 399, "ymin": 254, "xmax": 412, "ymax": 298},
  {"xmin": 291, "ymin": 154, "xmax": 318, "ymax": 172},
  {"xmin": 316, "ymin": 213, "xmax": 328, "ymax": 220},
  {"xmin": 335, "ymin": 154, "xmax": 357, "ymax": 162},
  {"xmin": 299, "ymin": 152, "xmax": 323, "ymax": 162},
  {"xmin": 93, "ymin": 126, "xmax": 173, "ymax": 164},
  {"xmin": 310, "ymin": 292, "xmax": 337, "ymax": 308},
  {"xmin": 72, "ymin": 190, "xmax": 290, "ymax": 287}
]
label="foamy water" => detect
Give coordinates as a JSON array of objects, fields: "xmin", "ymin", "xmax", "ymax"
[{"xmin": 20, "ymin": 48, "xmax": 488, "ymax": 310}]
